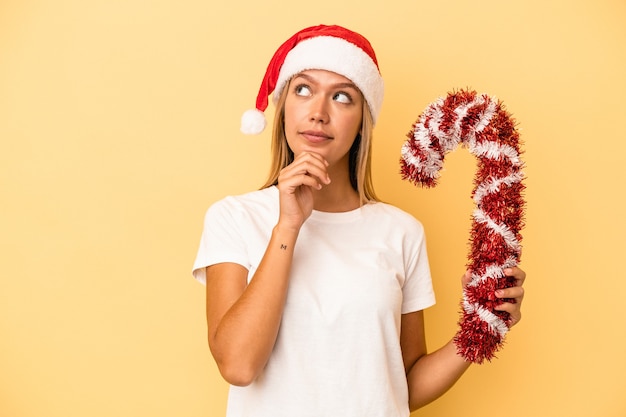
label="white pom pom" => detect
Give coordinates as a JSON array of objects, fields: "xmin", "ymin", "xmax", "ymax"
[{"xmin": 240, "ymin": 109, "xmax": 267, "ymax": 135}]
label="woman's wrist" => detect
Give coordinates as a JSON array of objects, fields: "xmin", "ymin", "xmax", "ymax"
[{"xmin": 274, "ymin": 217, "xmax": 304, "ymax": 234}]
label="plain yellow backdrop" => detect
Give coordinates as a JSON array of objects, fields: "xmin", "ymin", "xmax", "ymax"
[{"xmin": 1, "ymin": 0, "xmax": 625, "ymax": 416}]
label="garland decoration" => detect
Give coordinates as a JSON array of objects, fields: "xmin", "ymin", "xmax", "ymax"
[{"xmin": 400, "ymin": 89, "xmax": 525, "ymax": 363}]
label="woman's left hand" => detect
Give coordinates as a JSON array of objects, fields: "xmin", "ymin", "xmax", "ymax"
[
  {"xmin": 495, "ymin": 267, "xmax": 526, "ymax": 327},
  {"xmin": 461, "ymin": 267, "xmax": 526, "ymax": 327}
]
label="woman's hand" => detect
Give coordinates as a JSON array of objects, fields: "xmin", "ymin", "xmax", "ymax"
[
  {"xmin": 495, "ymin": 267, "xmax": 526, "ymax": 327},
  {"xmin": 461, "ymin": 267, "xmax": 526, "ymax": 327},
  {"xmin": 276, "ymin": 151, "xmax": 330, "ymax": 230}
]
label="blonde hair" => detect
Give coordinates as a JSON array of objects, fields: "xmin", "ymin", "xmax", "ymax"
[{"xmin": 261, "ymin": 83, "xmax": 379, "ymax": 204}]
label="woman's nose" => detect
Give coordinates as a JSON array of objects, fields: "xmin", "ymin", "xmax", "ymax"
[{"xmin": 309, "ymin": 96, "xmax": 329, "ymax": 123}]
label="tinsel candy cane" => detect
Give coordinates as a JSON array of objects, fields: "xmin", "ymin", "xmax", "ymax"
[{"xmin": 400, "ymin": 89, "xmax": 525, "ymax": 364}]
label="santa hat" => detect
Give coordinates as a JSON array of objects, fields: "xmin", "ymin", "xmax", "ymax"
[{"xmin": 241, "ymin": 24, "xmax": 385, "ymax": 135}]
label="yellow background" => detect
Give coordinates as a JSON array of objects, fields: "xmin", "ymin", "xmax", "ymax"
[{"xmin": 1, "ymin": 0, "xmax": 624, "ymax": 416}]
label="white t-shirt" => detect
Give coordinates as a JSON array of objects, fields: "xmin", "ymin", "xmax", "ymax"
[{"xmin": 193, "ymin": 186, "xmax": 435, "ymax": 417}]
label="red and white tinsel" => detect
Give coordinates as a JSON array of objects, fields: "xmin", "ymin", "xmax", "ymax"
[{"xmin": 400, "ymin": 89, "xmax": 525, "ymax": 364}]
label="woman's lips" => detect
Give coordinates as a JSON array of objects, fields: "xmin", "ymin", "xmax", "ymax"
[{"xmin": 300, "ymin": 130, "xmax": 333, "ymax": 144}]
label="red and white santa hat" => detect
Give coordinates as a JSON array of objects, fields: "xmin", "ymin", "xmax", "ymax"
[{"xmin": 241, "ymin": 24, "xmax": 385, "ymax": 135}]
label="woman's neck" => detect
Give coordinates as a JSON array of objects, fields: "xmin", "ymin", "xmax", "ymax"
[{"xmin": 311, "ymin": 164, "xmax": 360, "ymax": 212}]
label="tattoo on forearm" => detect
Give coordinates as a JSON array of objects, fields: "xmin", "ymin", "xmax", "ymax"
[{"xmin": 280, "ymin": 244, "xmax": 287, "ymax": 250}]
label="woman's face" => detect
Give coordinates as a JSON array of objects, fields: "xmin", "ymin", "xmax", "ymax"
[{"xmin": 283, "ymin": 69, "xmax": 363, "ymax": 169}]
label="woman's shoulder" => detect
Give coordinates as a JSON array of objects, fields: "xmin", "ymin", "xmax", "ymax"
[
  {"xmin": 362, "ymin": 201, "xmax": 425, "ymax": 231},
  {"xmin": 211, "ymin": 186, "xmax": 278, "ymax": 209},
  {"xmin": 206, "ymin": 186, "xmax": 279, "ymax": 221}
]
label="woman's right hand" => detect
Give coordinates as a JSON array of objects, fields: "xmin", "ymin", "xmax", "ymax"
[{"xmin": 276, "ymin": 151, "xmax": 330, "ymax": 230}]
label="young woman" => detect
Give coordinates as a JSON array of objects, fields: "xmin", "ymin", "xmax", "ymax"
[{"xmin": 192, "ymin": 24, "xmax": 526, "ymax": 417}]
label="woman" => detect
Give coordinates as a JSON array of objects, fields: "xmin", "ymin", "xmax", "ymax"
[{"xmin": 193, "ymin": 24, "xmax": 525, "ymax": 417}]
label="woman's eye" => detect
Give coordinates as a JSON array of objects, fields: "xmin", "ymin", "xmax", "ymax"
[
  {"xmin": 334, "ymin": 92, "xmax": 352, "ymax": 104},
  {"xmin": 295, "ymin": 85, "xmax": 311, "ymax": 96}
]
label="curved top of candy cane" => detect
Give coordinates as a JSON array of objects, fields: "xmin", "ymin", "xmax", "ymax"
[{"xmin": 400, "ymin": 89, "xmax": 521, "ymax": 187}]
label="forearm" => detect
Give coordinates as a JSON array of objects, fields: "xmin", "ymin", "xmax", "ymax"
[
  {"xmin": 407, "ymin": 339, "xmax": 471, "ymax": 411},
  {"xmin": 209, "ymin": 224, "xmax": 299, "ymax": 385}
]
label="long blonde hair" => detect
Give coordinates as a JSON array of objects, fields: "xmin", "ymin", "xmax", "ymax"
[{"xmin": 261, "ymin": 83, "xmax": 379, "ymax": 204}]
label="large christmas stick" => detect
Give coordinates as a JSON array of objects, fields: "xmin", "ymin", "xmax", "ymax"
[{"xmin": 400, "ymin": 89, "xmax": 525, "ymax": 363}]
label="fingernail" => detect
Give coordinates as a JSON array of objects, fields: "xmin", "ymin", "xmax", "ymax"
[{"xmin": 495, "ymin": 290, "xmax": 504, "ymax": 297}]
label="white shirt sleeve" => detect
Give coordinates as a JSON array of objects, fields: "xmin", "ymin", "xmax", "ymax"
[
  {"xmin": 192, "ymin": 198, "xmax": 250, "ymax": 285},
  {"xmin": 399, "ymin": 216, "xmax": 436, "ymax": 314}
]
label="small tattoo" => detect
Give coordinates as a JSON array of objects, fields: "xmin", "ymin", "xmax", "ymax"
[{"xmin": 280, "ymin": 244, "xmax": 287, "ymax": 250}]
